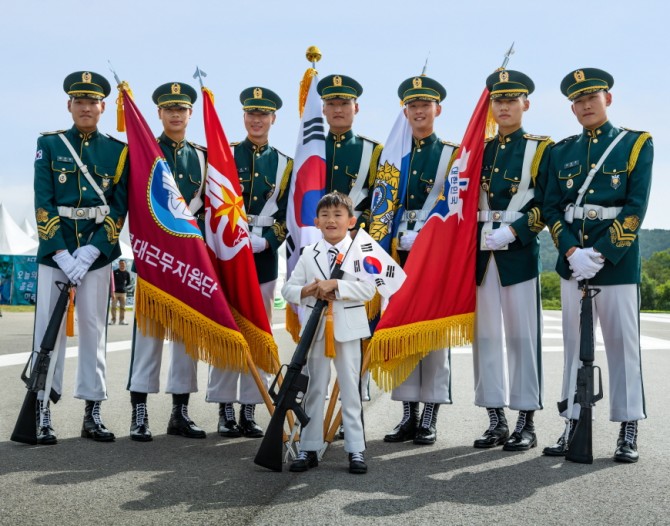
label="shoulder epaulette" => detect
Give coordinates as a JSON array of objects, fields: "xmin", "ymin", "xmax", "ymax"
[
  {"xmin": 358, "ymin": 134, "xmax": 382, "ymax": 146},
  {"xmin": 40, "ymin": 130, "xmax": 67, "ymax": 136},
  {"xmin": 524, "ymin": 133, "xmax": 552, "ymax": 142},
  {"xmin": 485, "ymin": 136, "xmax": 496, "ymax": 143},
  {"xmin": 106, "ymin": 134, "xmax": 127, "ymax": 145},
  {"xmin": 271, "ymin": 145, "xmax": 292, "ymax": 161},
  {"xmin": 441, "ymin": 140, "xmax": 460, "ymax": 148},
  {"xmin": 230, "ymin": 141, "xmax": 240, "ymax": 147},
  {"xmin": 188, "ymin": 141, "xmax": 207, "ymax": 152},
  {"xmin": 553, "ymin": 134, "xmax": 579, "ymax": 147},
  {"xmin": 620, "ymin": 126, "xmax": 649, "ymax": 135}
]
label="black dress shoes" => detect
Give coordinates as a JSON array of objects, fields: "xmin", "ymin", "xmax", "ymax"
[
  {"xmin": 349, "ymin": 452, "xmax": 367, "ymax": 474},
  {"xmin": 36, "ymin": 402, "xmax": 57, "ymax": 445},
  {"xmin": 130, "ymin": 402, "xmax": 152, "ymax": 442},
  {"xmin": 218, "ymin": 403, "xmax": 241, "ymax": 437},
  {"xmin": 384, "ymin": 401, "xmax": 420, "ymax": 443},
  {"xmin": 474, "ymin": 408, "xmax": 509, "ymax": 448},
  {"xmin": 413, "ymin": 403, "xmax": 440, "ymax": 445},
  {"xmin": 81, "ymin": 401, "xmax": 115, "ymax": 442},
  {"xmin": 167, "ymin": 404, "xmax": 206, "ymax": 439},
  {"xmin": 542, "ymin": 419, "xmax": 577, "ymax": 456},
  {"xmin": 290, "ymin": 451, "xmax": 319, "ymax": 472},
  {"xmin": 239, "ymin": 404, "xmax": 264, "ymax": 438},
  {"xmin": 503, "ymin": 410, "xmax": 536, "ymax": 451},
  {"xmin": 413, "ymin": 425, "xmax": 437, "ymax": 445},
  {"xmin": 613, "ymin": 421, "xmax": 639, "ymax": 463}
]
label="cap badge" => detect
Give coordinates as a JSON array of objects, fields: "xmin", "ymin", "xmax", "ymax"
[
  {"xmin": 574, "ymin": 70, "xmax": 585, "ymax": 82},
  {"xmin": 82, "ymin": 72, "xmax": 92, "ymax": 83},
  {"xmin": 499, "ymin": 70, "xmax": 509, "ymax": 82},
  {"xmin": 413, "ymin": 77, "xmax": 422, "ymax": 88},
  {"xmin": 171, "ymin": 83, "xmax": 181, "ymax": 94},
  {"xmin": 253, "ymin": 87, "xmax": 263, "ymax": 99},
  {"xmin": 333, "ymin": 76, "xmax": 342, "ymax": 87}
]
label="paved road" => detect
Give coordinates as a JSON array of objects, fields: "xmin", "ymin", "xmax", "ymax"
[{"xmin": 0, "ymin": 309, "xmax": 669, "ymax": 525}]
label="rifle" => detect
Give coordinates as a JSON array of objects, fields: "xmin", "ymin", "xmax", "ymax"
[
  {"xmin": 254, "ymin": 252, "xmax": 345, "ymax": 471},
  {"xmin": 562, "ymin": 279, "xmax": 603, "ymax": 464},
  {"xmin": 11, "ymin": 281, "xmax": 72, "ymax": 445}
]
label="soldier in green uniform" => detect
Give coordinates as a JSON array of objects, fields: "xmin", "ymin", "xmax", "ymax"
[
  {"xmin": 126, "ymin": 82, "xmax": 208, "ymax": 442},
  {"xmin": 206, "ymin": 86, "xmax": 293, "ymax": 438},
  {"xmin": 542, "ymin": 68, "xmax": 653, "ymax": 463},
  {"xmin": 472, "ymin": 70, "xmax": 553, "ymax": 452},
  {"xmin": 33, "ymin": 70, "xmax": 128, "ymax": 444},
  {"xmin": 383, "ymin": 75, "xmax": 459, "ymax": 445}
]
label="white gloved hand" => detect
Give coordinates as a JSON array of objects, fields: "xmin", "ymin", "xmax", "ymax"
[
  {"xmin": 567, "ymin": 247, "xmax": 605, "ymax": 281},
  {"xmin": 72, "ymin": 245, "xmax": 101, "ymax": 282},
  {"xmin": 485, "ymin": 226, "xmax": 516, "ymax": 250},
  {"xmin": 52, "ymin": 250, "xmax": 81, "ymax": 285},
  {"xmin": 250, "ymin": 233, "xmax": 268, "ymax": 254},
  {"xmin": 399, "ymin": 231, "xmax": 418, "ymax": 251}
]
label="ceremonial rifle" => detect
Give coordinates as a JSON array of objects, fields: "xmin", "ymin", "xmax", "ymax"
[
  {"xmin": 11, "ymin": 281, "xmax": 72, "ymax": 445},
  {"xmin": 561, "ymin": 279, "xmax": 603, "ymax": 464},
  {"xmin": 254, "ymin": 253, "xmax": 345, "ymax": 471}
]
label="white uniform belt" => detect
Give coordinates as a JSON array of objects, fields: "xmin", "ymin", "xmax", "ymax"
[
  {"xmin": 564, "ymin": 204, "xmax": 622, "ymax": 223},
  {"xmin": 247, "ymin": 215, "xmax": 275, "ymax": 227},
  {"xmin": 478, "ymin": 210, "xmax": 524, "ymax": 223},
  {"xmin": 401, "ymin": 209, "xmax": 430, "ymax": 222},
  {"xmin": 57, "ymin": 205, "xmax": 110, "ymax": 223}
]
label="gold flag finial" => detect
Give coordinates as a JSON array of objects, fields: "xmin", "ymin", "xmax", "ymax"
[{"xmin": 306, "ymin": 45, "xmax": 322, "ymax": 64}]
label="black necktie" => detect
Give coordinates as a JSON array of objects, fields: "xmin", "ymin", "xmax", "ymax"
[{"xmin": 328, "ymin": 246, "xmax": 338, "ymax": 271}]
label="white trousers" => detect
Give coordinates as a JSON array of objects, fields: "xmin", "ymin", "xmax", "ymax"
[
  {"xmin": 391, "ymin": 348, "xmax": 451, "ymax": 403},
  {"xmin": 206, "ymin": 280, "xmax": 275, "ymax": 404},
  {"xmin": 127, "ymin": 325, "xmax": 198, "ymax": 394},
  {"xmin": 34, "ymin": 264, "xmax": 110, "ymax": 401},
  {"xmin": 473, "ymin": 258, "xmax": 543, "ymax": 410},
  {"xmin": 301, "ymin": 338, "xmax": 365, "ymax": 453},
  {"xmin": 559, "ymin": 278, "xmax": 645, "ymax": 422}
]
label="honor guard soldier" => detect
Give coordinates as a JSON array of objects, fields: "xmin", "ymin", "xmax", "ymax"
[
  {"xmin": 206, "ymin": 87, "xmax": 293, "ymax": 438},
  {"xmin": 542, "ymin": 68, "xmax": 653, "ymax": 463},
  {"xmin": 383, "ymin": 76, "xmax": 459, "ymax": 445},
  {"xmin": 126, "ymin": 82, "xmax": 207, "ymax": 441},
  {"xmin": 33, "ymin": 71, "xmax": 129, "ymax": 444},
  {"xmin": 472, "ymin": 70, "xmax": 552, "ymax": 452}
]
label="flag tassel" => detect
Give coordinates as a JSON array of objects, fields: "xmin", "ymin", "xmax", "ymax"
[{"xmin": 324, "ymin": 302, "xmax": 336, "ymax": 358}]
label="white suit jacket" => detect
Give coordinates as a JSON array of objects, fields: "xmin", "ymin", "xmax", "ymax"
[{"xmin": 282, "ymin": 236, "xmax": 376, "ymax": 342}]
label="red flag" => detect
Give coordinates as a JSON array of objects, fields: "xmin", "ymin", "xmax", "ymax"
[
  {"xmin": 368, "ymin": 88, "xmax": 490, "ymax": 390},
  {"xmin": 201, "ymin": 87, "xmax": 278, "ymax": 374},
  {"xmin": 121, "ymin": 88, "xmax": 248, "ymax": 371}
]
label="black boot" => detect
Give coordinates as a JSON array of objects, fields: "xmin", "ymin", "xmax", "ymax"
[
  {"xmin": 167, "ymin": 394, "xmax": 206, "ymax": 439},
  {"xmin": 543, "ymin": 419, "xmax": 577, "ymax": 456},
  {"xmin": 129, "ymin": 392, "xmax": 152, "ymax": 442},
  {"xmin": 36, "ymin": 400, "xmax": 57, "ymax": 445},
  {"xmin": 218, "ymin": 403, "xmax": 241, "ymax": 438},
  {"xmin": 503, "ymin": 410, "xmax": 537, "ymax": 451},
  {"xmin": 614, "ymin": 421, "xmax": 639, "ymax": 463},
  {"xmin": 384, "ymin": 402, "xmax": 419, "ymax": 442},
  {"xmin": 289, "ymin": 450, "xmax": 319, "ymax": 472},
  {"xmin": 473, "ymin": 408, "xmax": 509, "ymax": 448},
  {"xmin": 239, "ymin": 404, "xmax": 264, "ymax": 438},
  {"xmin": 414, "ymin": 403, "xmax": 440, "ymax": 445},
  {"xmin": 81, "ymin": 401, "xmax": 115, "ymax": 442}
]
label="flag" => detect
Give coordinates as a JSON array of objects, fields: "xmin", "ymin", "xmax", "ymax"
[
  {"xmin": 201, "ymin": 87, "xmax": 278, "ymax": 374},
  {"xmin": 367, "ymin": 87, "xmax": 490, "ymax": 390},
  {"xmin": 120, "ymin": 87, "xmax": 248, "ymax": 371},
  {"xmin": 284, "ymin": 68, "xmax": 326, "ymax": 340},
  {"xmin": 341, "ymin": 229, "xmax": 406, "ymax": 299},
  {"xmin": 369, "ymin": 109, "xmax": 413, "ymax": 256}
]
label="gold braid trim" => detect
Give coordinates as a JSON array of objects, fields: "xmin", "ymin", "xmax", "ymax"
[
  {"xmin": 365, "ymin": 291, "xmax": 382, "ymax": 322},
  {"xmin": 114, "ymin": 145, "xmax": 128, "ymax": 184},
  {"xmin": 135, "ymin": 278, "xmax": 249, "ymax": 372},
  {"xmin": 285, "ymin": 304, "xmax": 301, "ymax": 343},
  {"xmin": 278, "ymin": 158, "xmax": 293, "ymax": 199},
  {"xmin": 368, "ymin": 312, "xmax": 474, "ymax": 391},
  {"xmin": 550, "ymin": 221, "xmax": 562, "ymax": 248},
  {"xmin": 609, "ymin": 219, "xmax": 636, "ymax": 247},
  {"xmin": 231, "ymin": 308, "xmax": 279, "ymax": 374},
  {"xmin": 530, "ymin": 139, "xmax": 553, "ymax": 184},
  {"xmin": 367, "ymin": 144, "xmax": 384, "ymax": 186},
  {"xmin": 527, "ymin": 207, "xmax": 545, "ymax": 233},
  {"xmin": 628, "ymin": 132, "xmax": 652, "ymax": 173},
  {"xmin": 104, "ymin": 216, "xmax": 119, "ymax": 243},
  {"xmin": 37, "ymin": 217, "xmax": 60, "ymax": 240}
]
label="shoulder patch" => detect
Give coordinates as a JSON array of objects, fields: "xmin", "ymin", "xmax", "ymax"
[
  {"xmin": 188, "ymin": 141, "xmax": 207, "ymax": 152},
  {"xmin": 485, "ymin": 136, "xmax": 496, "ymax": 143},
  {"xmin": 40, "ymin": 130, "xmax": 68, "ymax": 136},
  {"xmin": 106, "ymin": 134, "xmax": 128, "ymax": 145},
  {"xmin": 523, "ymin": 133, "xmax": 551, "ymax": 142},
  {"xmin": 229, "ymin": 141, "xmax": 240, "ymax": 147},
  {"xmin": 620, "ymin": 126, "xmax": 650, "ymax": 136},
  {"xmin": 441, "ymin": 140, "xmax": 460, "ymax": 148},
  {"xmin": 357, "ymin": 134, "xmax": 382, "ymax": 146}
]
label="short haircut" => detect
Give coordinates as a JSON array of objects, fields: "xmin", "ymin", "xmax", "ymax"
[{"xmin": 316, "ymin": 191, "xmax": 355, "ymax": 217}]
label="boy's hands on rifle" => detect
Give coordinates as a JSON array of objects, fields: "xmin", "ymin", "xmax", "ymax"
[
  {"xmin": 301, "ymin": 280, "xmax": 320, "ymax": 299},
  {"xmin": 315, "ymin": 279, "xmax": 338, "ymax": 301}
]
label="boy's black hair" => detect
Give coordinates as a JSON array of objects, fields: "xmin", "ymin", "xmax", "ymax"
[{"xmin": 316, "ymin": 191, "xmax": 355, "ymax": 217}]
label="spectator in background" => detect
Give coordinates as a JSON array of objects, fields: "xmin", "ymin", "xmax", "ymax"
[{"xmin": 110, "ymin": 259, "xmax": 131, "ymax": 325}]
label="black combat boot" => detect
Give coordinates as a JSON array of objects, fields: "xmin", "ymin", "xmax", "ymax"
[
  {"xmin": 289, "ymin": 450, "xmax": 319, "ymax": 472},
  {"xmin": 414, "ymin": 403, "xmax": 440, "ymax": 445},
  {"xmin": 543, "ymin": 419, "xmax": 577, "ymax": 456},
  {"xmin": 81, "ymin": 401, "xmax": 115, "ymax": 442},
  {"xmin": 473, "ymin": 407, "xmax": 509, "ymax": 448},
  {"xmin": 129, "ymin": 391, "xmax": 152, "ymax": 442},
  {"xmin": 167, "ymin": 394, "xmax": 206, "ymax": 439},
  {"xmin": 36, "ymin": 401, "xmax": 57, "ymax": 445},
  {"xmin": 613, "ymin": 421, "xmax": 639, "ymax": 463},
  {"xmin": 384, "ymin": 401, "xmax": 420, "ymax": 443},
  {"xmin": 218, "ymin": 403, "xmax": 242, "ymax": 437},
  {"xmin": 503, "ymin": 410, "xmax": 537, "ymax": 451},
  {"xmin": 239, "ymin": 404, "xmax": 264, "ymax": 438}
]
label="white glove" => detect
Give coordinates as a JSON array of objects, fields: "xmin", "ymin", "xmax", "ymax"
[
  {"xmin": 399, "ymin": 231, "xmax": 418, "ymax": 251},
  {"xmin": 567, "ymin": 247, "xmax": 605, "ymax": 281},
  {"xmin": 72, "ymin": 245, "xmax": 101, "ymax": 282},
  {"xmin": 52, "ymin": 250, "xmax": 81, "ymax": 285},
  {"xmin": 485, "ymin": 226, "xmax": 516, "ymax": 250},
  {"xmin": 250, "ymin": 233, "xmax": 268, "ymax": 254}
]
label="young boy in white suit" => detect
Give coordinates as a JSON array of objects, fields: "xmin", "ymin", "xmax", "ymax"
[{"xmin": 282, "ymin": 192, "xmax": 376, "ymax": 474}]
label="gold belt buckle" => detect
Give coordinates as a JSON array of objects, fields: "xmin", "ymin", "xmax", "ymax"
[{"xmin": 492, "ymin": 211, "xmax": 502, "ymax": 221}]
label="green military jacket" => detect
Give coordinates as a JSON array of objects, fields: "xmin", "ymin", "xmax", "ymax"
[
  {"xmin": 233, "ymin": 138, "xmax": 293, "ymax": 283},
  {"xmin": 543, "ymin": 121, "xmax": 653, "ymax": 285},
  {"xmin": 325, "ymin": 129, "xmax": 383, "ymax": 230},
  {"xmin": 34, "ymin": 125, "xmax": 129, "ymax": 269},
  {"xmin": 477, "ymin": 128, "xmax": 553, "ymax": 286}
]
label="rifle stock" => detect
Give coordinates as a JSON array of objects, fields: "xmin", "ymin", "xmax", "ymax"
[
  {"xmin": 11, "ymin": 281, "xmax": 71, "ymax": 445},
  {"xmin": 254, "ymin": 253, "xmax": 345, "ymax": 471}
]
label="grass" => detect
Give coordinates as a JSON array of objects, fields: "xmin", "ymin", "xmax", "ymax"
[{"xmin": 0, "ymin": 305, "xmax": 36, "ymax": 313}]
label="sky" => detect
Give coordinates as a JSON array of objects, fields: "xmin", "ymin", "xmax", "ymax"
[{"xmin": 1, "ymin": 0, "xmax": 667, "ymax": 230}]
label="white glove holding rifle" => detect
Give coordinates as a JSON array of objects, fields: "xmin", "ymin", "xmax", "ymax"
[
  {"xmin": 53, "ymin": 250, "xmax": 82, "ymax": 286},
  {"xmin": 250, "ymin": 233, "xmax": 268, "ymax": 253},
  {"xmin": 567, "ymin": 247, "xmax": 604, "ymax": 281},
  {"xmin": 72, "ymin": 245, "xmax": 101, "ymax": 283},
  {"xmin": 485, "ymin": 226, "xmax": 516, "ymax": 250}
]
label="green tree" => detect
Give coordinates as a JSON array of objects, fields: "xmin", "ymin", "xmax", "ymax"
[{"xmin": 540, "ymin": 271, "xmax": 561, "ymax": 310}]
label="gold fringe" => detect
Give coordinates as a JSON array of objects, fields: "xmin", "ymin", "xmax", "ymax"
[
  {"xmin": 135, "ymin": 278, "xmax": 249, "ymax": 372},
  {"xmin": 285, "ymin": 304, "xmax": 301, "ymax": 343},
  {"xmin": 368, "ymin": 312, "xmax": 474, "ymax": 391},
  {"xmin": 278, "ymin": 158, "xmax": 294, "ymax": 199},
  {"xmin": 365, "ymin": 291, "xmax": 381, "ymax": 322},
  {"xmin": 390, "ymin": 236, "xmax": 400, "ymax": 265},
  {"xmin": 115, "ymin": 82, "xmax": 134, "ymax": 133},
  {"xmin": 628, "ymin": 132, "xmax": 652, "ymax": 173},
  {"xmin": 202, "ymin": 86, "xmax": 215, "ymax": 105},
  {"xmin": 530, "ymin": 138, "xmax": 553, "ymax": 184},
  {"xmin": 324, "ymin": 302, "xmax": 335, "ymax": 358},
  {"xmin": 114, "ymin": 145, "xmax": 128, "ymax": 184},
  {"xmin": 368, "ymin": 143, "xmax": 384, "ymax": 186},
  {"xmin": 66, "ymin": 287, "xmax": 75, "ymax": 337},
  {"xmin": 485, "ymin": 101, "xmax": 497, "ymax": 139},
  {"xmin": 231, "ymin": 308, "xmax": 279, "ymax": 374},
  {"xmin": 298, "ymin": 68, "xmax": 318, "ymax": 118}
]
